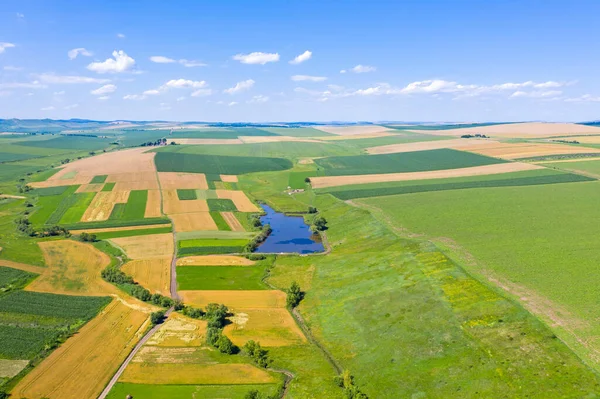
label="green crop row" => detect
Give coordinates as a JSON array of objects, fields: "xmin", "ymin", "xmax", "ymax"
[
  {"xmin": 31, "ymin": 185, "xmax": 71, "ymax": 197},
  {"xmin": 90, "ymin": 175, "xmax": 108, "ymax": 184},
  {"xmin": 93, "ymin": 226, "xmax": 172, "ymax": 240},
  {"xmin": 0, "ymin": 291, "xmax": 111, "ymax": 320},
  {"xmin": 102, "ymin": 182, "xmax": 116, "ymax": 191},
  {"xmin": 177, "ymin": 246, "xmax": 245, "ymax": 256},
  {"xmin": 176, "ymin": 189, "xmax": 197, "ymax": 200},
  {"xmin": 109, "ymin": 190, "xmax": 147, "ymax": 220},
  {"xmin": 210, "ymin": 211, "xmax": 231, "ymax": 231},
  {"xmin": 207, "ymin": 198, "xmax": 237, "ymax": 212},
  {"xmin": 59, "ymin": 217, "xmax": 170, "ymax": 230},
  {"xmin": 154, "ymin": 152, "xmax": 293, "ymax": 175}
]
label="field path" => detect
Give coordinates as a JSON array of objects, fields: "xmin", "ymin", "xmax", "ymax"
[{"xmin": 97, "ymin": 308, "xmax": 173, "ymax": 399}]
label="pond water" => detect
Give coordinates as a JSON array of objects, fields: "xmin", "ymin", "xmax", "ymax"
[{"xmin": 255, "ymin": 204, "xmax": 325, "ymax": 254}]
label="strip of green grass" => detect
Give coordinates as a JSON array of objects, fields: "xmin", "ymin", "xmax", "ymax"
[
  {"xmin": 207, "ymin": 198, "xmax": 237, "ymax": 211},
  {"xmin": 195, "ymin": 189, "xmax": 217, "ymax": 199},
  {"xmin": 176, "ymin": 231, "xmax": 255, "ymax": 240},
  {"xmin": 154, "ymin": 152, "xmax": 293, "ymax": 175},
  {"xmin": 31, "ymin": 185, "xmax": 71, "ymax": 197},
  {"xmin": 90, "ymin": 175, "xmax": 107, "ymax": 184},
  {"xmin": 93, "ymin": 226, "xmax": 172, "ymax": 240},
  {"xmin": 210, "ymin": 211, "xmax": 231, "ymax": 231},
  {"xmin": 30, "ymin": 185, "xmax": 78, "ymax": 225},
  {"xmin": 179, "ymin": 238, "xmax": 249, "ymax": 248},
  {"xmin": 177, "ymin": 246, "xmax": 245, "ymax": 256},
  {"xmin": 27, "ymin": 168, "xmax": 62, "ymax": 183},
  {"xmin": 59, "ymin": 217, "xmax": 170, "ymax": 230},
  {"xmin": 102, "ymin": 182, "xmax": 115, "ymax": 191},
  {"xmin": 109, "ymin": 190, "xmax": 147, "ymax": 220},
  {"xmin": 59, "ymin": 192, "xmax": 96, "ymax": 223},
  {"xmin": 289, "ymin": 171, "xmax": 316, "ymax": 189},
  {"xmin": 176, "ymin": 189, "xmax": 197, "ymax": 200},
  {"xmin": 177, "ymin": 265, "xmax": 267, "ymax": 290},
  {"xmin": 106, "ymin": 383, "xmax": 279, "ymax": 399}
]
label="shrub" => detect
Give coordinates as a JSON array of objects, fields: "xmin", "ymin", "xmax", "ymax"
[
  {"xmin": 215, "ymin": 334, "xmax": 236, "ymax": 354},
  {"xmin": 206, "ymin": 327, "xmax": 221, "ymax": 346},
  {"xmin": 246, "ymin": 253, "xmax": 266, "ymax": 261},
  {"xmin": 101, "ymin": 266, "xmax": 134, "ymax": 285},
  {"xmin": 182, "ymin": 306, "xmax": 204, "ymax": 319},
  {"xmin": 244, "ymin": 340, "xmax": 271, "ymax": 368},
  {"xmin": 79, "ymin": 232, "xmax": 97, "ymax": 242},
  {"xmin": 308, "ymin": 206, "xmax": 317, "ymax": 214},
  {"xmin": 150, "ymin": 310, "xmax": 165, "ymax": 325},
  {"xmin": 286, "ymin": 281, "xmax": 304, "ymax": 309}
]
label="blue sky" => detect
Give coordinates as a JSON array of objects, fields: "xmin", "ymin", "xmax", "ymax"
[{"xmin": 1, "ymin": 0, "xmax": 600, "ymax": 122}]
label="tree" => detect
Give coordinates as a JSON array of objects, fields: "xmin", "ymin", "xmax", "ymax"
[
  {"xmin": 308, "ymin": 206, "xmax": 317, "ymax": 214},
  {"xmin": 216, "ymin": 334, "xmax": 236, "ymax": 354},
  {"xmin": 244, "ymin": 390, "xmax": 260, "ymax": 399},
  {"xmin": 150, "ymin": 311, "xmax": 165, "ymax": 325},
  {"xmin": 313, "ymin": 216, "xmax": 328, "ymax": 231},
  {"xmin": 206, "ymin": 327, "xmax": 221, "ymax": 346},
  {"xmin": 243, "ymin": 340, "xmax": 270, "ymax": 368},
  {"xmin": 304, "ymin": 177, "xmax": 311, "ymax": 183},
  {"xmin": 286, "ymin": 281, "xmax": 303, "ymax": 309}
]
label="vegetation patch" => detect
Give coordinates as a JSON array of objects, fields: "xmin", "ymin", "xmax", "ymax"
[
  {"xmin": 210, "ymin": 211, "xmax": 232, "ymax": 231},
  {"xmin": 101, "ymin": 182, "xmax": 115, "ymax": 191},
  {"xmin": 109, "ymin": 190, "xmax": 148, "ymax": 220},
  {"xmin": 176, "ymin": 188, "xmax": 197, "ymax": 200},
  {"xmin": 58, "ymin": 192, "xmax": 96, "ymax": 223},
  {"xmin": 0, "ymin": 266, "xmax": 37, "ymax": 291},
  {"xmin": 90, "ymin": 175, "xmax": 108, "ymax": 184},
  {"xmin": 94, "ymin": 226, "xmax": 172, "ymax": 240},
  {"xmin": 207, "ymin": 198, "xmax": 237, "ymax": 212},
  {"xmin": 154, "ymin": 152, "xmax": 293, "ymax": 175},
  {"xmin": 31, "ymin": 185, "xmax": 71, "ymax": 197},
  {"xmin": 177, "ymin": 238, "xmax": 248, "ymax": 256},
  {"xmin": 289, "ymin": 171, "xmax": 316, "ymax": 189},
  {"xmin": 59, "ymin": 217, "xmax": 170, "ymax": 230},
  {"xmin": 106, "ymin": 383, "xmax": 279, "ymax": 399},
  {"xmin": 177, "ymin": 265, "xmax": 267, "ymax": 290}
]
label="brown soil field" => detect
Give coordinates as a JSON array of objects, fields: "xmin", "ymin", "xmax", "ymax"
[
  {"xmin": 179, "ymin": 290, "xmax": 287, "ymax": 310},
  {"xmin": 145, "ymin": 190, "xmax": 162, "ymax": 218},
  {"xmin": 239, "ymin": 136, "xmax": 324, "ymax": 144},
  {"xmin": 367, "ymin": 138, "xmax": 500, "ymax": 154},
  {"xmin": 221, "ymin": 211, "xmax": 245, "ymax": 231},
  {"xmin": 0, "ymin": 259, "xmax": 46, "ymax": 274},
  {"xmin": 29, "ymin": 174, "xmax": 92, "ymax": 188},
  {"xmin": 75, "ymin": 183, "xmax": 104, "ymax": 193},
  {"xmin": 162, "ymin": 189, "xmax": 209, "ymax": 214},
  {"xmin": 170, "ymin": 138, "xmax": 244, "ymax": 145},
  {"xmin": 313, "ymin": 125, "xmax": 394, "ymax": 136},
  {"xmin": 110, "ymin": 233, "xmax": 174, "ymax": 260},
  {"xmin": 12, "ymin": 300, "xmax": 149, "ymax": 399},
  {"xmin": 113, "ymin": 180, "xmax": 160, "ymax": 191},
  {"xmin": 170, "ymin": 212, "xmax": 218, "ymax": 232},
  {"xmin": 122, "ymin": 258, "xmax": 171, "ymax": 295},
  {"xmin": 26, "ymin": 240, "xmax": 118, "ymax": 296},
  {"xmin": 311, "ymin": 162, "xmax": 544, "ymax": 189},
  {"xmin": 106, "ymin": 171, "xmax": 158, "ymax": 183},
  {"xmin": 158, "ymin": 172, "xmax": 208, "ymax": 190},
  {"xmin": 412, "ymin": 122, "xmax": 600, "ymax": 138},
  {"xmin": 216, "ymin": 190, "xmax": 260, "ymax": 212},
  {"xmin": 463, "ymin": 142, "xmax": 600, "ymax": 159},
  {"xmin": 0, "ymin": 359, "xmax": 29, "ymax": 378},
  {"xmin": 225, "ymin": 308, "xmax": 306, "ymax": 347},
  {"xmin": 119, "ymin": 363, "xmax": 276, "ymax": 385},
  {"xmin": 81, "ymin": 190, "xmax": 130, "ymax": 222},
  {"xmin": 69, "ymin": 223, "xmax": 171, "ymax": 235},
  {"xmin": 145, "ymin": 315, "xmax": 207, "ymax": 347},
  {"xmin": 176, "ymin": 255, "xmax": 255, "ymax": 266},
  {"xmin": 220, "ymin": 174, "xmax": 239, "ymax": 182}
]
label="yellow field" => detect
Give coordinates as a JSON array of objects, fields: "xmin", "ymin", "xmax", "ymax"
[
  {"xmin": 559, "ymin": 136, "xmax": 600, "ymax": 144},
  {"xmin": 179, "ymin": 290, "xmax": 287, "ymax": 309},
  {"xmin": 119, "ymin": 363, "xmax": 276, "ymax": 385},
  {"xmin": 216, "ymin": 190, "xmax": 260, "ymax": 212},
  {"xmin": 463, "ymin": 142, "xmax": 600, "ymax": 159},
  {"xmin": 0, "ymin": 259, "xmax": 46, "ymax": 274},
  {"xmin": 74, "ymin": 183, "xmax": 104, "ymax": 193},
  {"xmin": 26, "ymin": 240, "xmax": 118, "ymax": 296},
  {"xmin": 70, "ymin": 223, "xmax": 171, "ymax": 235},
  {"xmin": 313, "ymin": 124, "xmax": 393, "ymax": 136},
  {"xmin": 170, "ymin": 212, "xmax": 218, "ymax": 232},
  {"xmin": 162, "ymin": 189, "xmax": 209, "ymax": 214},
  {"xmin": 411, "ymin": 122, "xmax": 600, "ymax": 138},
  {"xmin": 170, "ymin": 138, "xmax": 244, "ymax": 145},
  {"xmin": 220, "ymin": 174, "xmax": 239, "ymax": 182},
  {"xmin": 12, "ymin": 300, "xmax": 149, "ymax": 399},
  {"xmin": 225, "ymin": 308, "xmax": 306, "ymax": 347},
  {"xmin": 81, "ymin": 190, "xmax": 130, "ymax": 222},
  {"xmin": 110, "ymin": 233, "xmax": 174, "ymax": 259},
  {"xmin": 158, "ymin": 172, "xmax": 208, "ymax": 190},
  {"xmin": 106, "ymin": 171, "xmax": 158, "ymax": 183},
  {"xmin": 366, "ymin": 138, "xmax": 500, "ymax": 154},
  {"xmin": 122, "ymin": 258, "xmax": 171, "ymax": 295},
  {"xmin": 145, "ymin": 315, "xmax": 207, "ymax": 347},
  {"xmin": 176, "ymin": 255, "xmax": 255, "ymax": 266},
  {"xmin": 113, "ymin": 180, "xmax": 160, "ymax": 190},
  {"xmin": 310, "ymin": 162, "xmax": 544, "ymax": 189},
  {"xmin": 0, "ymin": 359, "xmax": 29, "ymax": 378},
  {"xmin": 221, "ymin": 211, "xmax": 244, "ymax": 231},
  {"xmin": 145, "ymin": 189, "xmax": 162, "ymax": 218}
]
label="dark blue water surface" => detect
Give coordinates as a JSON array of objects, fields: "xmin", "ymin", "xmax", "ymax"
[{"xmin": 255, "ymin": 205, "xmax": 325, "ymax": 254}]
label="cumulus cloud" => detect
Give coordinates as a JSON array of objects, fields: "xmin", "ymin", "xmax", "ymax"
[
  {"xmin": 232, "ymin": 52, "xmax": 279, "ymax": 65},
  {"xmin": 150, "ymin": 55, "xmax": 176, "ymax": 63},
  {"xmin": 87, "ymin": 50, "xmax": 135, "ymax": 73},
  {"xmin": 179, "ymin": 59, "xmax": 207, "ymax": 67},
  {"xmin": 291, "ymin": 75, "xmax": 327, "ymax": 82},
  {"xmin": 289, "ymin": 50, "xmax": 312, "ymax": 65},
  {"xmin": 228, "ymin": 101, "xmax": 238, "ymax": 106},
  {"xmin": 123, "ymin": 94, "xmax": 146, "ymax": 100},
  {"xmin": 248, "ymin": 95, "xmax": 269, "ymax": 104},
  {"xmin": 224, "ymin": 79, "xmax": 255, "ymax": 94},
  {"xmin": 37, "ymin": 73, "xmax": 109, "ymax": 84},
  {"xmin": 191, "ymin": 89, "xmax": 213, "ymax": 97},
  {"xmin": 41, "ymin": 106, "xmax": 55, "ymax": 111},
  {"xmin": 98, "ymin": 96, "xmax": 110, "ymax": 100},
  {"xmin": 342, "ymin": 64, "xmax": 376, "ymax": 73},
  {"xmin": 143, "ymin": 89, "xmax": 161, "ymax": 96},
  {"xmin": 510, "ymin": 90, "xmax": 562, "ymax": 98},
  {"xmin": 0, "ymin": 42, "xmax": 15, "ymax": 54},
  {"xmin": 91, "ymin": 84, "xmax": 117, "ymax": 95},
  {"xmin": 163, "ymin": 79, "xmax": 206, "ymax": 89},
  {"xmin": 68, "ymin": 48, "xmax": 93, "ymax": 60}
]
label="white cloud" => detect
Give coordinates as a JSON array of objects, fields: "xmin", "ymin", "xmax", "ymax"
[
  {"xmin": 0, "ymin": 81, "xmax": 47, "ymax": 89},
  {"xmin": 68, "ymin": 48, "xmax": 93, "ymax": 60},
  {"xmin": 163, "ymin": 79, "xmax": 206, "ymax": 89},
  {"xmin": 232, "ymin": 52, "xmax": 279, "ymax": 65},
  {"xmin": 123, "ymin": 94, "xmax": 146, "ymax": 100},
  {"xmin": 143, "ymin": 89, "xmax": 161, "ymax": 96},
  {"xmin": 510, "ymin": 90, "xmax": 562, "ymax": 98},
  {"xmin": 98, "ymin": 96, "xmax": 110, "ymax": 100},
  {"xmin": 87, "ymin": 50, "xmax": 135, "ymax": 74},
  {"xmin": 350, "ymin": 65, "xmax": 376, "ymax": 73},
  {"xmin": 64, "ymin": 104, "xmax": 79, "ymax": 110},
  {"xmin": 91, "ymin": 84, "xmax": 117, "ymax": 95},
  {"xmin": 191, "ymin": 89, "xmax": 213, "ymax": 97},
  {"xmin": 228, "ymin": 101, "xmax": 238, "ymax": 106},
  {"xmin": 224, "ymin": 79, "xmax": 255, "ymax": 94},
  {"xmin": 248, "ymin": 95, "xmax": 269, "ymax": 104},
  {"xmin": 291, "ymin": 75, "xmax": 327, "ymax": 82},
  {"xmin": 150, "ymin": 56, "xmax": 176, "ymax": 63},
  {"xmin": 117, "ymin": 33, "xmax": 126, "ymax": 39},
  {"xmin": 3, "ymin": 66, "xmax": 22, "ymax": 71},
  {"xmin": 37, "ymin": 73, "xmax": 109, "ymax": 84},
  {"xmin": 41, "ymin": 106, "xmax": 55, "ymax": 111},
  {"xmin": 0, "ymin": 42, "xmax": 16, "ymax": 54},
  {"xmin": 340, "ymin": 69, "xmax": 347, "ymax": 74},
  {"xmin": 565, "ymin": 94, "xmax": 600, "ymax": 103},
  {"xmin": 289, "ymin": 50, "xmax": 312, "ymax": 65},
  {"xmin": 159, "ymin": 102, "xmax": 171, "ymax": 110},
  {"xmin": 179, "ymin": 59, "xmax": 207, "ymax": 67}
]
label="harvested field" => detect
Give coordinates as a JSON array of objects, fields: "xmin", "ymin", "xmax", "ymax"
[
  {"xmin": 158, "ymin": 172, "xmax": 208, "ymax": 190},
  {"xmin": 176, "ymin": 255, "xmax": 255, "ymax": 266},
  {"xmin": 0, "ymin": 359, "xmax": 29, "ymax": 378},
  {"xmin": 26, "ymin": 240, "xmax": 117, "ymax": 296},
  {"xmin": 145, "ymin": 314, "xmax": 207, "ymax": 347},
  {"xmin": 367, "ymin": 138, "xmax": 500, "ymax": 154},
  {"xmin": 559, "ymin": 136, "xmax": 600, "ymax": 144},
  {"xmin": 110, "ymin": 233, "xmax": 174, "ymax": 260},
  {"xmin": 75, "ymin": 183, "xmax": 104, "ymax": 193},
  {"xmin": 221, "ymin": 211, "xmax": 244, "ymax": 231},
  {"xmin": 12, "ymin": 300, "xmax": 149, "ymax": 399},
  {"xmin": 319, "ymin": 132, "xmax": 397, "ymax": 140},
  {"xmin": 122, "ymin": 258, "xmax": 171, "ymax": 295},
  {"xmin": 216, "ymin": 190, "xmax": 260, "ymax": 212},
  {"xmin": 239, "ymin": 136, "xmax": 324, "ymax": 144},
  {"xmin": 119, "ymin": 363, "xmax": 276, "ymax": 385},
  {"xmin": 144, "ymin": 190, "xmax": 162, "ymax": 218},
  {"xmin": 70, "ymin": 223, "xmax": 171, "ymax": 235},
  {"xmin": 0, "ymin": 259, "xmax": 45, "ymax": 274},
  {"xmin": 311, "ymin": 162, "xmax": 544, "ymax": 189},
  {"xmin": 162, "ymin": 189, "xmax": 209, "ymax": 214},
  {"xmin": 220, "ymin": 174, "xmax": 239, "ymax": 182},
  {"xmin": 413, "ymin": 122, "xmax": 600, "ymax": 138},
  {"xmin": 313, "ymin": 125, "xmax": 394, "ymax": 136},
  {"xmin": 463, "ymin": 142, "xmax": 600, "ymax": 159},
  {"xmin": 170, "ymin": 138, "xmax": 243, "ymax": 145},
  {"xmin": 170, "ymin": 212, "xmax": 218, "ymax": 232},
  {"xmin": 113, "ymin": 180, "xmax": 159, "ymax": 191},
  {"xmin": 225, "ymin": 308, "xmax": 306, "ymax": 347},
  {"xmin": 106, "ymin": 171, "xmax": 158, "ymax": 183},
  {"xmin": 81, "ymin": 190, "xmax": 130, "ymax": 222},
  {"xmin": 179, "ymin": 290, "xmax": 286, "ymax": 309}
]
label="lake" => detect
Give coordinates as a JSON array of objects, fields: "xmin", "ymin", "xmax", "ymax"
[{"xmin": 254, "ymin": 204, "xmax": 325, "ymax": 254}]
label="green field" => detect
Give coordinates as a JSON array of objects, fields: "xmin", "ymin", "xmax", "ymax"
[
  {"xmin": 171, "ymin": 127, "xmax": 279, "ymax": 138},
  {"xmin": 177, "ymin": 265, "xmax": 267, "ymax": 290},
  {"xmin": 58, "ymin": 192, "xmax": 96, "ymax": 223},
  {"xmin": 109, "ymin": 190, "xmax": 148, "ymax": 220},
  {"xmin": 176, "ymin": 230, "xmax": 255, "ymax": 241},
  {"xmin": 31, "ymin": 186, "xmax": 70, "ymax": 197},
  {"xmin": 0, "ymin": 266, "xmax": 37, "ymax": 290},
  {"xmin": 259, "ymin": 127, "xmax": 333, "ymax": 137},
  {"xmin": 15, "ymin": 136, "xmax": 112, "ymax": 150},
  {"xmin": 209, "ymin": 211, "xmax": 231, "ymax": 231},
  {"xmin": 0, "ymin": 152, "xmax": 40, "ymax": 163},
  {"xmin": 195, "ymin": 189, "xmax": 218, "ymax": 199},
  {"xmin": 544, "ymin": 158, "xmax": 600, "ymax": 176},
  {"xmin": 90, "ymin": 175, "xmax": 107, "ymax": 184},
  {"xmin": 314, "ymin": 148, "xmax": 506, "ymax": 176},
  {"xmin": 93, "ymin": 226, "xmax": 172, "ymax": 240},
  {"xmin": 288, "ymin": 171, "xmax": 316, "ymax": 189},
  {"xmin": 177, "ymin": 238, "xmax": 248, "ymax": 256},
  {"xmin": 207, "ymin": 198, "xmax": 237, "ymax": 212},
  {"xmin": 154, "ymin": 152, "xmax": 293, "ymax": 174},
  {"xmin": 176, "ymin": 189, "xmax": 197, "ymax": 200},
  {"xmin": 106, "ymin": 383, "xmax": 279, "ymax": 399},
  {"xmin": 29, "ymin": 185, "xmax": 79, "ymax": 226},
  {"xmin": 102, "ymin": 182, "xmax": 116, "ymax": 191},
  {"xmin": 59, "ymin": 216, "xmax": 170, "ymax": 230}
]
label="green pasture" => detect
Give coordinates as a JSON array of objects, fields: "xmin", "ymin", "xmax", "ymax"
[
  {"xmin": 109, "ymin": 190, "xmax": 147, "ymax": 220},
  {"xmin": 102, "ymin": 182, "xmax": 115, "ymax": 191},
  {"xmin": 0, "ymin": 199, "xmax": 45, "ymax": 266},
  {"xmin": 29, "ymin": 185, "xmax": 78, "ymax": 226},
  {"xmin": 258, "ymin": 127, "xmax": 333, "ymax": 137},
  {"xmin": 15, "ymin": 136, "xmax": 112, "ymax": 151},
  {"xmin": 177, "ymin": 238, "xmax": 248, "ymax": 256},
  {"xmin": 59, "ymin": 216, "xmax": 170, "ymax": 230},
  {"xmin": 209, "ymin": 211, "xmax": 231, "ymax": 230},
  {"xmin": 195, "ymin": 189, "xmax": 218, "ymax": 199},
  {"xmin": 58, "ymin": 192, "xmax": 96, "ymax": 224},
  {"xmin": 90, "ymin": 175, "xmax": 107, "ymax": 184},
  {"xmin": 0, "ymin": 266, "xmax": 37, "ymax": 291},
  {"xmin": 176, "ymin": 189, "xmax": 197, "ymax": 200},
  {"xmin": 93, "ymin": 226, "xmax": 172, "ymax": 240},
  {"xmin": 154, "ymin": 152, "xmax": 293, "ymax": 175},
  {"xmin": 31, "ymin": 185, "xmax": 71, "ymax": 197},
  {"xmin": 177, "ymin": 265, "xmax": 267, "ymax": 290},
  {"xmin": 107, "ymin": 383, "xmax": 280, "ymax": 399},
  {"xmin": 207, "ymin": 198, "xmax": 237, "ymax": 212},
  {"xmin": 171, "ymin": 127, "xmax": 278, "ymax": 138},
  {"xmin": 544, "ymin": 158, "xmax": 600, "ymax": 176}
]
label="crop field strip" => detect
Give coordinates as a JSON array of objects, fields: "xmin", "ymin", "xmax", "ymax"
[
  {"xmin": 109, "ymin": 190, "xmax": 148, "ymax": 220},
  {"xmin": 122, "ymin": 258, "xmax": 171, "ymax": 295},
  {"xmin": 170, "ymin": 212, "xmax": 218, "ymax": 232},
  {"xmin": 210, "ymin": 211, "xmax": 232, "ymax": 230},
  {"xmin": 154, "ymin": 152, "xmax": 293, "ymax": 174},
  {"xmin": 176, "ymin": 265, "xmax": 267, "ymax": 290},
  {"xmin": 177, "ymin": 237, "xmax": 249, "ymax": 256}
]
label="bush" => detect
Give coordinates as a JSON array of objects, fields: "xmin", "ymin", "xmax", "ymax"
[
  {"xmin": 215, "ymin": 334, "xmax": 236, "ymax": 354},
  {"xmin": 308, "ymin": 206, "xmax": 317, "ymax": 214},
  {"xmin": 101, "ymin": 266, "xmax": 134, "ymax": 285},
  {"xmin": 246, "ymin": 253, "xmax": 266, "ymax": 261},
  {"xmin": 286, "ymin": 281, "xmax": 304, "ymax": 309},
  {"xmin": 312, "ymin": 216, "xmax": 328, "ymax": 231},
  {"xmin": 131, "ymin": 285, "xmax": 151, "ymax": 302},
  {"xmin": 79, "ymin": 232, "xmax": 97, "ymax": 242},
  {"xmin": 206, "ymin": 327, "xmax": 221, "ymax": 346},
  {"xmin": 150, "ymin": 310, "xmax": 165, "ymax": 325},
  {"xmin": 244, "ymin": 340, "xmax": 271, "ymax": 368},
  {"xmin": 182, "ymin": 306, "xmax": 204, "ymax": 319}
]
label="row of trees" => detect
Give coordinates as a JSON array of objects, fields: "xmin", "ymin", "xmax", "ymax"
[
  {"xmin": 140, "ymin": 138, "xmax": 167, "ymax": 147},
  {"xmin": 16, "ymin": 217, "xmax": 70, "ymax": 238},
  {"xmin": 245, "ymin": 223, "xmax": 272, "ymax": 252}
]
